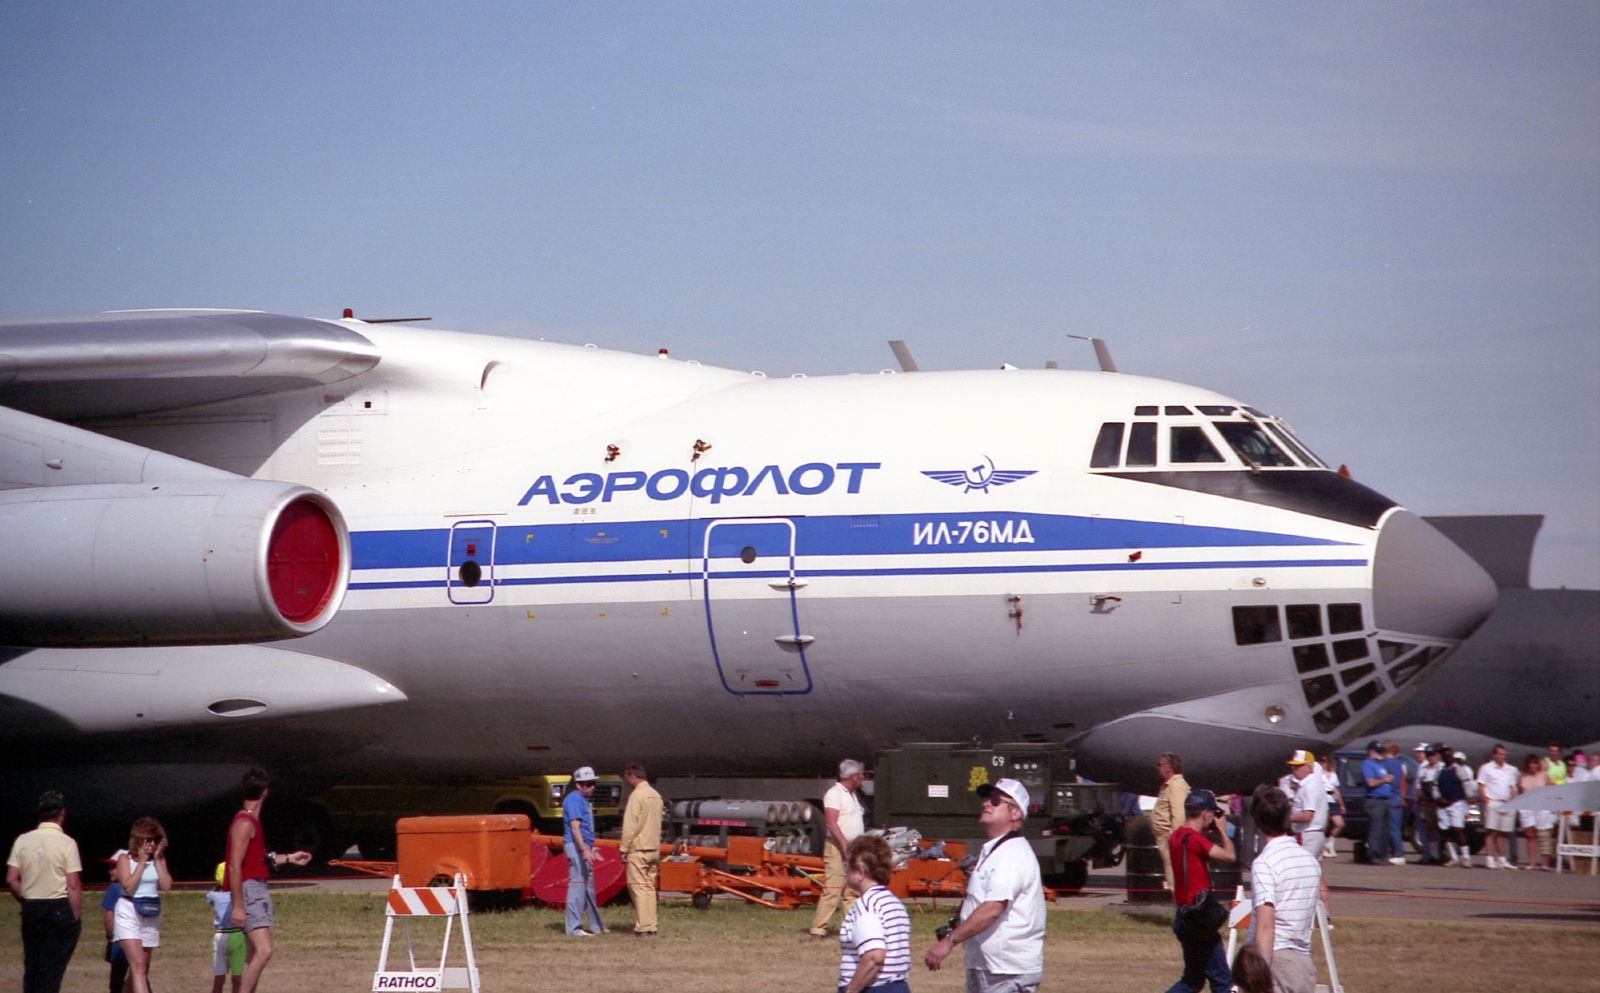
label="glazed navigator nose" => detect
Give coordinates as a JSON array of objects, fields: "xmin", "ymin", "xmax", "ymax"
[{"xmin": 1372, "ymin": 510, "xmax": 1498, "ymax": 640}]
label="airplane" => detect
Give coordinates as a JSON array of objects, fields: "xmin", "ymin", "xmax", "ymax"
[{"xmin": 0, "ymin": 309, "xmax": 1498, "ymax": 859}]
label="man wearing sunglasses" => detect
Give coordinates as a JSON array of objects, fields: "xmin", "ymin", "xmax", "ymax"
[{"xmin": 922, "ymin": 777, "xmax": 1045, "ymax": 993}]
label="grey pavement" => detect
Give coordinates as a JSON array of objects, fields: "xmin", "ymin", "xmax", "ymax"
[{"xmin": 1075, "ymin": 853, "xmax": 1600, "ymax": 928}]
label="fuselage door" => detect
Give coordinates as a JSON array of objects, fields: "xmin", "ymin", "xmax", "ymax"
[
  {"xmin": 702, "ymin": 518, "xmax": 812, "ymax": 695},
  {"xmin": 447, "ymin": 520, "xmax": 496, "ymax": 605}
]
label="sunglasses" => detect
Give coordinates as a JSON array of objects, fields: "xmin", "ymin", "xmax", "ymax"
[{"xmin": 981, "ymin": 795, "xmax": 1019, "ymax": 811}]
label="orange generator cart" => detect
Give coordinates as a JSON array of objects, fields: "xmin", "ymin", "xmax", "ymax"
[{"xmin": 396, "ymin": 814, "xmax": 532, "ymax": 891}]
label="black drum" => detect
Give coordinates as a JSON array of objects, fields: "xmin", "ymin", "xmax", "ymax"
[{"xmin": 1125, "ymin": 842, "xmax": 1169, "ymax": 903}]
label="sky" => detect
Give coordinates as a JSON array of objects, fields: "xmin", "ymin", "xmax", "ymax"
[{"xmin": 2, "ymin": 2, "xmax": 1596, "ymax": 588}]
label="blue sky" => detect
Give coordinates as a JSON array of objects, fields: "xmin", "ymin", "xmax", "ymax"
[{"xmin": 3, "ymin": 2, "xmax": 1596, "ymax": 587}]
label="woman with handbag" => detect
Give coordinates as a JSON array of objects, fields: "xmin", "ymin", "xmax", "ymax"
[
  {"xmin": 1164, "ymin": 789, "xmax": 1235, "ymax": 993},
  {"xmin": 112, "ymin": 817, "xmax": 171, "ymax": 993}
]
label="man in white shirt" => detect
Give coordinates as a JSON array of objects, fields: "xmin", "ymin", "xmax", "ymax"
[
  {"xmin": 1249, "ymin": 784, "xmax": 1325, "ymax": 993},
  {"xmin": 810, "ymin": 758, "xmax": 867, "ymax": 938},
  {"xmin": 1476, "ymin": 745, "xmax": 1520, "ymax": 869},
  {"xmin": 1286, "ymin": 750, "xmax": 1330, "ymax": 859},
  {"xmin": 923, "ymin": 777, "xmax": 1045, "ymax": 993}
]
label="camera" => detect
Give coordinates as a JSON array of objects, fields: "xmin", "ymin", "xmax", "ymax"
[{"xmin": 934, "ymin": 916, "xmax": 960, "ymax": 942}]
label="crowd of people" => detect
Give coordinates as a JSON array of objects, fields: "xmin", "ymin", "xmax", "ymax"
[
  {"xmin": 9, "ymin": 744, "xmax": 1595, "ymax": 993},
  {"xmin": 5, "ymin": 770, "xmax": 310, "ymax": 993},
  {"xmin": 1358, "ymin": 738, "xmax": 1596, "ymax": 869}
]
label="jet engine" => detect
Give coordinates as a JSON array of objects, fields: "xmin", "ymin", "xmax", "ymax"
[{"xmin": 0, "ymin": 480, "xmax": 348, "ymax": 647}]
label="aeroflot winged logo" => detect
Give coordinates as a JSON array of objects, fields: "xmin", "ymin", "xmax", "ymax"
[{"xmin": 921, "ymin": 457, "xmax": 1037, "ymax": 494}]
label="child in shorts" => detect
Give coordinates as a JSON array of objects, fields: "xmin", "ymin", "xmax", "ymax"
[
  {"xmin": 207, "ymin": 862, "xmax": 245, "ymax": 993},
  {"xmin": 102, "ymin": 850, "xmax": 129, "ymax": 993}
]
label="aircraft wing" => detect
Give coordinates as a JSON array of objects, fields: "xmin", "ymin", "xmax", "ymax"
[
  {"xmin": 0, "ymin": 644, "xmax": 406, "ymax": 737},
  {"xmin": 0, "ymin": 309, "xmax": 379, "ymax": 419}
]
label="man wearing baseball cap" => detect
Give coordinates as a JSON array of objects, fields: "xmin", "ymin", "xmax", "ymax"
[
  {"xmin": 1359, "ymin": 740, "xmax": 1397, "ymax": 864},
  {"xmin": 922, "ymin": 777, "xmax": 1045, "ymax": 992},
  {"xmin": 1286, "ymin": 750, "xmax": 1330, "ymax": 859},
  {"xmin": 1162, "ymin": 788, "xmax": 1236, "ymax": 993},
  {"xmin": 562, "ymin": 767, "xmax": 606, "ymax": 936}
]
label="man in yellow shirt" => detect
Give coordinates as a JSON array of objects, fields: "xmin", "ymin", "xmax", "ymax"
[
  {"xmin": 1152, "ymin": 753, "xmax": 1190, "ymax": 892},
  {"xmin": 619, "ymin": 762, "xmax": 663, "ymax": 936},
  {"xmin": 6, "ymin": 790, "xmax": 83, "ymax": 993}
]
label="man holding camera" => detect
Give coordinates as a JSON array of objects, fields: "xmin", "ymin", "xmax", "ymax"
[
  {"xmin": 922, "ymin": 776, "xmax": 1045, "ymax": 993},
  {"xmin": 1164, "ymin": 788, "xmax": 1235, "ymax": 993}
]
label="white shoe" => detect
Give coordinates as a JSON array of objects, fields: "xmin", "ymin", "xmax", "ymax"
[{"xmin": 1388, "ymin": 856, "xmax": 1406, "ymax": 865}]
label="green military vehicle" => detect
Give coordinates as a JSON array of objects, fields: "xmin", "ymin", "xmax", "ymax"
[{"xmin": 872, "ymin": 742, "xmax": 1124, "ymax": 891}]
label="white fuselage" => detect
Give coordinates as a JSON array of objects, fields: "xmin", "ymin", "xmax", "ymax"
[{"xmin": 3, "ymin": 320, "xmax": 1497, "ymax": 814}]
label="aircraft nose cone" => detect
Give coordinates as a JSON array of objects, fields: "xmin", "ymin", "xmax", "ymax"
[{"xmin": 1372, "ymin": 511, "xmax": 1498, "ymax": 640}]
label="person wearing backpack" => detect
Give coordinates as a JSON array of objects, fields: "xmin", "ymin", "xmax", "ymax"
[{"xmin": 1163, "ymin": 788, "xmax": 1235, "ymax": 993}]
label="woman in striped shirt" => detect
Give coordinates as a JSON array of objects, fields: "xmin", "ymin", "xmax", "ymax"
[{"xmin": 838, "ymin": 835, "xmax": 912, "ymax": 993}]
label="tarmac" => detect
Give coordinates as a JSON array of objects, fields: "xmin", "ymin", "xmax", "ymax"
[
  {"xmin": 277, "ymin": 851, "xmax": 1600, "ymax": 928},
  {"xmin": 1076, "ymin": 853, "xmax": 1600, "ymax": 928}
]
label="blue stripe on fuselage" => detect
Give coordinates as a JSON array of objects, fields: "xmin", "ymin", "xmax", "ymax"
[
  {"xmin": 348, "ymin": 510, "xmax": 1354, "ymax": 570},
  {"xmin": 346, "ymin": 557, "xmax": 1369, "ymax": 592}
]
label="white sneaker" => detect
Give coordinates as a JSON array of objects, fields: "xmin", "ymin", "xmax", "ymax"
[{"xmin": 1389, "ymin": 856, "xmax": 1407, "ymax": 865}]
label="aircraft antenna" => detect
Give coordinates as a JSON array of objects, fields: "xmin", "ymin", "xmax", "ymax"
[
  {"xmin": 1067, "ymin": 335, "xmax": 1117, "ymax": 373},
  {"xmin": 887, "ymin": 340, "xmax": 919, "ymax": 372},
  {"xmin": 341, "ymin": 308, "xmax": 431, "ymax": 324}
]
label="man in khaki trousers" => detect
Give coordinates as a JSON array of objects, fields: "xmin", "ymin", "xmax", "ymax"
[
  {"xmin": 1152, "ymin": 752, "xmax": 1190, "ymax": 892},
  {"xmin": 620, "ymin": 762, "xmax": 663, "ymax": 936},
  {"xmin": 809, "ymin": 758, "xmax": 866, "ymax": 938}
]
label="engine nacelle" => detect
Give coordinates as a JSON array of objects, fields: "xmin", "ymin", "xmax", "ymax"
[{"xmin": 0, "ymin": 480, "xmax": 348, "ymax": 647}]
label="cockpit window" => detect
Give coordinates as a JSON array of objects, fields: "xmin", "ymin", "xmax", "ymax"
[
  {"xmin": 1169, "ymin": 426, "xmax": 1225, "ymax": 463},
  {"xmin": 1164, "ymin": 405, "xmax": 1192, "ymax": 416},
  {"xmin": 1134, "ymin": 405, "xmax": 1158, "ymax": 416},
  {"xmin": 1197, "ymin": 405, "xmax": 1236, "ymax": 416},
  {"xmin": 1090, "ymin": 422, "xmax": 1125, "ymax": 468},
  {"xmin": 1266, "ymin": 422, "xmax": 1325, "ymax": 468},
  {"xmin": 1214, "ymin": 422, "xmax": 1297, "ymax": 467},
  {"xmin": 1126, "ymin": 422, "xmax": 1157, "ymax": 466}
]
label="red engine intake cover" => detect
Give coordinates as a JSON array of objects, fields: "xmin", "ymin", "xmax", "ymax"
[{"xmin": 266, "ymin": 498, "xmax": 341, "ymax": 624}]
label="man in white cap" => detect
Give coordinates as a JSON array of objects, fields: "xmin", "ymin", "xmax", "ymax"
[
  {"xmin": 562, "ymin": 766, "xmax": 606, "ymax": 936},
  {"xmin": 1286, "ymin": 750, "xmax": 1330, "ymax": 859},
  {"xmin": 923, "ymin": 777, "xmax": 1045, "ymax": 992}
]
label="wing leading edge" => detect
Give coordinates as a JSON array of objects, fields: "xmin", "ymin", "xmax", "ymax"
[{"xmin": 0, "ymin": 310, "xmax": 380, "ymax": 419}]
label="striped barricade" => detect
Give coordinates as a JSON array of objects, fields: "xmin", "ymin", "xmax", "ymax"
[{"xmin": 373, "ymin": 875, "xmax": 479, "ymax": 993}]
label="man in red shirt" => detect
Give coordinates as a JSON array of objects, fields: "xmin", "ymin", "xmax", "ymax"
[{"xmin": 1164, "ymin": 788, "xmax": 1236, "ymax": 993}]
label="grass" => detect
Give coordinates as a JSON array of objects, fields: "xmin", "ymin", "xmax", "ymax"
[{"xmin": 3, "ymin": 891, "xmax": 1595, "ymax": 992}]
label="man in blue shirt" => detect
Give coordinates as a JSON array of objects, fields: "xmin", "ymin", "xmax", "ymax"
[
  {"xmin": 562, "ymin": 766, "xmax": 606, "ymax": 936},
  {"xmin": 1360, "ymin": 741, "xmax": 1397, "ymax": 864}
]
